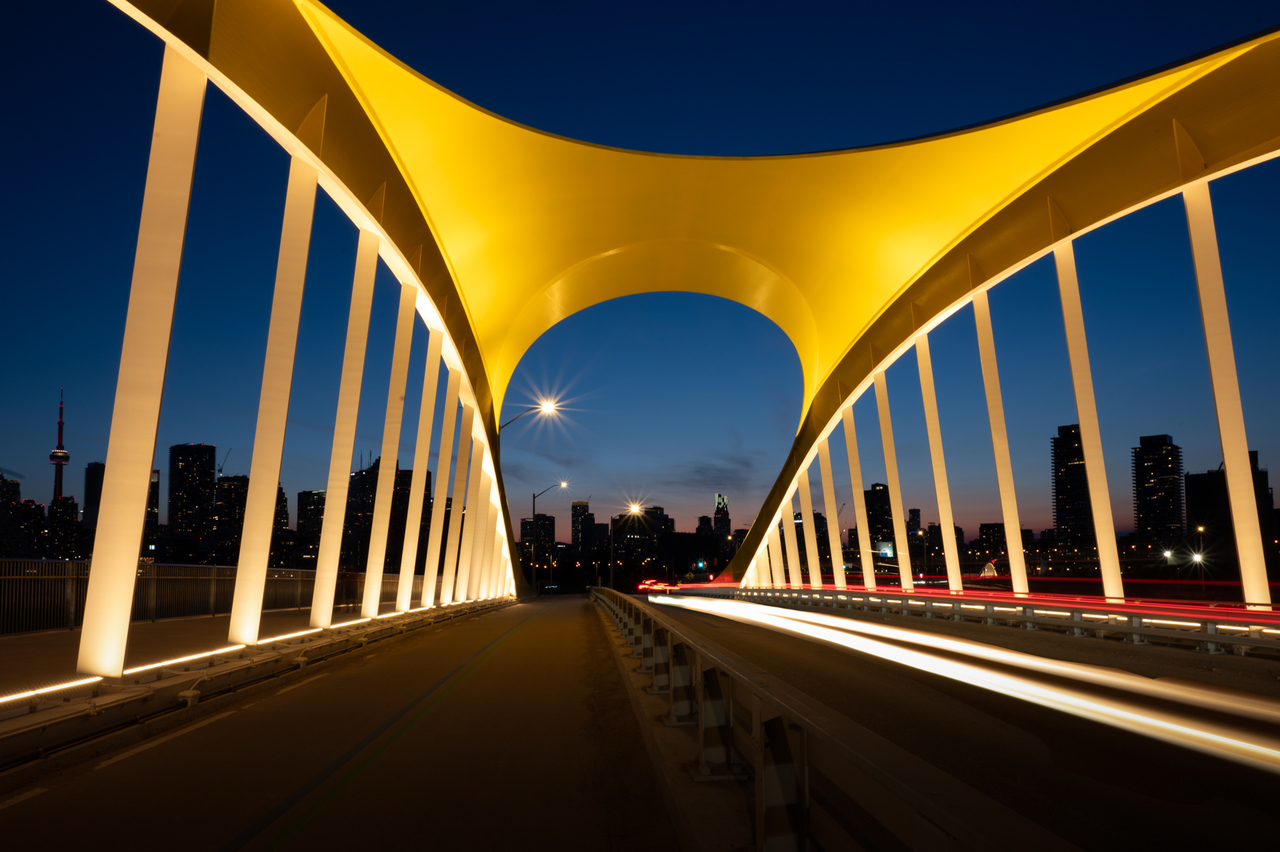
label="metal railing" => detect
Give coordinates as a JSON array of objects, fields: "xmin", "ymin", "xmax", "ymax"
[
  {"xmin": 592, "ymin": 587, "xmax": 1078, "ymax": 852},
  {"xmin": 0, "ymin": 559, "xmax": 421, "ymax": 636}
]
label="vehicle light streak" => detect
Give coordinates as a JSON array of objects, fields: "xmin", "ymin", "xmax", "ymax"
[
  {"xmin": 654, "ymin": 596, "xmax": 1280, "ymax": 774},
  {"xmin": 0, "ymin": 677, "xmax": 103, "ymax": 705},
  {"xmin": 122, "ymin": 645, "xmax": 246, "ymax": 674}
]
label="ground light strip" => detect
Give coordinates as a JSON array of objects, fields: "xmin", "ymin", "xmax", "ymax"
[
  {"xmin": 654, "ymin": 596, "xmax": 1280, "ymax": 775},
  {"xmin": 0, "ymin": 677, "xmax": 103, "ymax": 705}
]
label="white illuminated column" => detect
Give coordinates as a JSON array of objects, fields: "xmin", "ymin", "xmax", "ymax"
[
  {"xmin": 396, "ymin": 328, "xmax": 444, "ymax": 611},
  {"xmin": 456, "ymin": 465, "xmax": 491, "ymax": 600},
  {"xmin": 841, "ymin": 407, "xmax": 876, "ymax": 590},
  {"xmin": 228, "ymin": 156, "xmax": 318, "ymax": 645},
  {"xmin": 971, "ymin": 290, "xmax": 1030, "ymax": 594},
  {"xmin": 439, "ymin": 407, "xmax": 477, "ymax": 604},
  {"xmin": 1183, "ymin": 183, "xmax": 1272, "ymax": 608},
  {"xmin": 780, "ymin": 490, "xmax": 803, "ymax": 588},
  {"xmin": 766, "ymin": 522, "xmax": 785, "ymax": 588},
  {"xmin": 796, "ymin": 469, "xmax": 824, "ymax": 590},
  {"xmin": 360, "ymin": 282, "xmax": 418, "ymax": 618},
  {"xmin": 311, "ymin": 229, "xmax": 380, "ymax": 628},
  {"xmin": 817, "ymin": 439, "xmax": 848, "ymax": 590},
  {"xmin": 78, "ymin": 47, "xmax": 206, "ymax": 678},
  {"xmin": 477, "ymin": 510, "xmax": 499, "ymax": 599},
  {"xmin": 421, "ymin": 369, "xmax": 461, "ymax": 606},
  {"xmin": 914, "ymin": 334, "xmax": 964, "ymax": 593},
  {"xmin": 1054, "ymin": 243, "xmax": 1125, "ymax": 601},
  {"xmin": 873, "ymin": 372, "xmax": 914, "ymax": 592}
]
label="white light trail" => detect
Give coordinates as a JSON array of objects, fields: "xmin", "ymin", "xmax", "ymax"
[
  {"xmin": 0, "ymin": 677, "xmax": 103, "ymax": 706},
  {"xmin": 122, "ymin": 645, "xmax": 246, "ymax": 675},
  {"xmin": 654, "ymin": 596, "xmax": 1280, "ymax": 774}
]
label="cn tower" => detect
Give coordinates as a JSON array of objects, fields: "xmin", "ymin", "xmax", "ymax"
[{"xmin": 50, "ymin": 388, "xmax": 69, "ymax": 500}]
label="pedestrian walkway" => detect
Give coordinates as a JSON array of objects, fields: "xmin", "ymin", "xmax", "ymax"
[{"xmin": 0, "ymin": 597, "xmax": 681, "ymax": 851}]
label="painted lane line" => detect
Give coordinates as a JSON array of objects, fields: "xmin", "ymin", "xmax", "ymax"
[
  {"xmin": 0, "ymin": 788, "xmax": 47, "ymax": 810},
  {"xmin": 96, "ymin": 711, "xmax": 237, "ymax": 770},
  {"xmin": 276, "ymin": 673, "xmax": 328, "ymax": 695}
]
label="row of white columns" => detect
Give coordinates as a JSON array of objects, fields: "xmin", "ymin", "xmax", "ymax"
[
  {"xmin": 748, "ymin": 190, "xmax": 1271, "ymax": 609},
  {"xmin": 77, "ymin": 49, "xmax": 514, "ymax": 679}
]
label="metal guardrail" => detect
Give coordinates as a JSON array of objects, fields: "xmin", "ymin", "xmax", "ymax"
[
  {"xmin": 0, "ymin": 597, "xmax": 511, "ymax": 781},
  {"xmin": 734, "ymin": 586, "xmax": 1280, "ymax": 656},
  {"xmin": 0, "ymin": 559, "xmax": 422, "ymax": 636},
  {"xmin": 592, "ymin": 588, "xmax": 1079, "ymax": 852}
]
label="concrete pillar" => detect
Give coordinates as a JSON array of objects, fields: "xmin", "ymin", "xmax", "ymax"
[
  {"xmin": 360, "ymin": 283, "xmax": 418, "ymax": 618},
  {"xmin": 972, "ymin": 290, "xmax": 1030, "ymax": 593},
  {"xmin": 1054, "ymin": 243, "xmax": 1125, "ymax": 601},
  {"xmin": 915, "ymin": 334, "xmax": 964, "ymax": 593},
  {"xmin": 817, "ymin": 439, "xmax": 848, "ymax": 590},
  {"xmin": 439, "ymin": 408, "xmax": 477, "ymax": 604},
  {"xmin": 228, "ymin": 156, "xmax": 318, "ymax": 645},
  {"xmin": 78, "ymin": 47, "xmax": 206, "ymax": 678},
  {"xmin": 421, "ymin": 369, "xmax": 461, "ymax": 606},
  {"xmin": 310, "ymin": 228, "xmax": 380, "ymax": 628},
  {"xmin": 1183, "ymin": 183, "xmax": 1272, "ymax": 608},
  {"xmin": 796, "ymin": 469, "xmax": 824, "ymax": 590},
  {"xmin": 396, "ymin": 328, "xmax": 444, "ymax": 611},
  {"xmin": 873, "ymin": 372, "xmax": 914, "ymax": 592},
  {"xmin": 841, "ymin": 407, "xmax": 876, "ymax": 590}
]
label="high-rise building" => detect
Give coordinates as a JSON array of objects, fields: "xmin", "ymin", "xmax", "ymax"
[
  {"xmin": 46, "ymin": 495, "xmax": 80, "ymax": 559},
  {"xmin": 1052, "ymin": 425, "xmax": 1094, "ymax": 552},
  {"xmin": 169, "ymin": 444, "xmax": 217, "ymax": 538},
  {"xmin": 83, "ymin": 462, "xmax": 105, "ymax": 530},
  {"xmin": 978, "ymin": 523, "xmax": 1005, "ymax": 555},
  {"xmin": 297, "ymin": 490, "xmax": 326, "ymax": 568},
  {"xmin": 520, "ymin": 514, "xmax": 556, "ymax": 569},
  {"xmin": 1186, "ymin": 451, "xmax": 1274, "ymax": 568},
  {"xmin": 696, "ymin": 515, "xmax": 714, "ymax": 536},
  {"xmin": 713, "ymin": 494, "xmax": 731, "ymax": 539},
  {"xmin": 212, "ymin": 474, "xmax": 250, "ymax": 562},
  {"xmin": 1132, "ymin": 435, "xmax": 1183, "ymax": 543},
  {"xmin": 49, "ymin": 390, "xmax": 70, "ymax": 502},
  {"xmin": 864, "ymin": 483, "xmax": 894, "ymax": 552},
  {"xmin": 142, "ymin": 470, "xmax": 160, "ymax": 556},
  {"xmin": 571, "ymin": 501, "xmax": 593, "ymax": 547}
]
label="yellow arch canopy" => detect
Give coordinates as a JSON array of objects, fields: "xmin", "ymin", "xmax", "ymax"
[{"xmin": 291, "ymin": 0, "xmax": 1241, "ymax": 422}]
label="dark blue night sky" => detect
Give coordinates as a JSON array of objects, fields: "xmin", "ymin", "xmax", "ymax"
[{"xmin": 3, "ymin": 1, "xmax": 1279, "ymax": 542}]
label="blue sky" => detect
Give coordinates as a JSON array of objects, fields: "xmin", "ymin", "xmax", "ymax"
[{"xmin": 2, "ymin": 1, "xmax": 1278, "ymax": 542}]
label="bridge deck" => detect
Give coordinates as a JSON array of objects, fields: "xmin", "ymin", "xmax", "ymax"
[{"xmin": 0, "ymin": 598, "xmax": 680, "ymax": 851}]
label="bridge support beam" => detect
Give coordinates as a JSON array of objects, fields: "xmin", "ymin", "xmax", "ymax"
[
  {"xmin": 457, "ymin": 465, "xmax": 491, "ymax": 600},
  {"xmin": 796, "ymin": 469, "xmax": 824, "ymax": 590},
  {"xmin": 766, "ymin": 521, "xmax": 785, "ymax": 588},
  {"xmin": 440, "ymin": 409, "xmax": 478, "ymax": 604},
  {"xmin": 311, "ymin": 229, "xmax": 379, "ymax": 628},
  {"xmin": 915, "ymin": 334, "xmax": 964, "ymax": 593},
  {"xmin": 1055, "ymin": 242, "xmax": 1125, "ymax": 601},
  {"xmin": 780, "ymin": 491, "xmax": 803, "ymax": 588},
  {"xmin": 397, "ymin": 328, "xmax": 444, "ymax": 611},
  {"xmin": 422, "ymin": 369, "xmax": 462, "ymax": 606},
  {"xmin": 817, "ymin": 440, "xmax": 848, "ymax": 590},
  {"xmin": 841, "ymin": 407, "xmax": 876, "ymax": 590},
  {"xmin": 228, "ymin": 156, "xmax": 318, "ymax": 645},
  {"xmin": 874, "ymin": 372, "xmax": 914, "ymax": 592},
  {"xmin": 1183, "ymin": 183, "xmax": 1272, "ymax": 608},
  {"xmin": 78, "ymin": 47, "xmax": 206, "ymax": 678},
  {"xmin": 361, "ymin": 282, "xmax": 418, "ymax": 618},
  {"xmin": 972, "ymin": 290, "xmax": 1030, "ymax": 593}
]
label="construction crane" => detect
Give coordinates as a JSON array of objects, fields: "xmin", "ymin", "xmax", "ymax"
[
  {"xmin": 0, "ymin": 466, "xmax": 23, "ymax": 480},
  {"xmin": 217, "ymin": 448, "xmax": 233, "ymax": 477}
]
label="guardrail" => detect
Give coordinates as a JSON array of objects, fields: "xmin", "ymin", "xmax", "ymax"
[
  {"xmin": 591, "ymin": 587, "xmax": 1079, "ymax": 852},
  {"xmin": 0, "ymin": 559, "xmax": 422, "ymax": 636},
  {"xmin": 734, "ymin": 586, "xmax": 1280, "ymax": 657},
  {"xmin": 0, "ymin": 597, "xmax": 510, "ymax": 783}
]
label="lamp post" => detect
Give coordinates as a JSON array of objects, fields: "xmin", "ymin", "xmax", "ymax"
[
  {"xmin": 500, "ymin": 399, "xmax": 557, "ymax": 430},
  {"xmin": 531, "ymin": 481, "xmax": 567, "ymax": 594}
]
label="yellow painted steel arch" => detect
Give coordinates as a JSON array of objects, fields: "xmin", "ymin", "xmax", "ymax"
[{"xmin": 112, "ymin": 0, "xmax": 1280, "ymax": 580}]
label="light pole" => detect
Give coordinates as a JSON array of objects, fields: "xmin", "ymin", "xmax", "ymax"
[
  {"xmin": 500, "ymin": 399, "xmax": 557, "ymax": 430},
  {"xmin": 531, "ymin": 481, "xmax": 567, "ymax": 594}
]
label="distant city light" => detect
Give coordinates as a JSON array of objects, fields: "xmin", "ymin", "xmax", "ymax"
[
  {"xmin": 1193, "ymin": 553, "xmax": 1203, "ymax": 562},
  {"xmin": 1163, "ymin": 551, "xmax": 1172, "ymax": 558}
]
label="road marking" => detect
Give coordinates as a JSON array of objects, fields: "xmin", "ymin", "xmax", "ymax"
[
  {"xmin": 0, "ymin": 788, "xmax": 47, "ymax": 810},
  {"xmin": 96, "ymin": 711, "xmax": 236, "ymax": 770},
  {"xmin": 276, "ymin": 673, "xmax": 328, "ymax": 695}
]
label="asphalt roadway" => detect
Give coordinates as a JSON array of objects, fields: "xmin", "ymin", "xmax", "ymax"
[
  {"xmin": 0, "ymin": 597, "xmax": 680, "ymax": 851},
  {"xmin": 656, "ymin": 599, "xmax": 1280, "ymax": 851}
]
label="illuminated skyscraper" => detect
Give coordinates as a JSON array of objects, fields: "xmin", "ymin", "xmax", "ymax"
[
  {"xmin": 49, "ymin": 390, "xmax": 69, "ymax": 501},
  {"xmin": 1132, "ymin": 435, "xmax": 1183, "ymax": 543},
  {"xmin": 1052, "ymin": 425, "xmax": 1094, "ymax": 552}
]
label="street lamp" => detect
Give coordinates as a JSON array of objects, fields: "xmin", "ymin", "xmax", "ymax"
[
  {"xmin": 530, "ymin": 481, "xmax": 567, "ymax": 594},
  {"xmin": 500, "ymin": 399, "xmax": 558, "ymax": 430}
]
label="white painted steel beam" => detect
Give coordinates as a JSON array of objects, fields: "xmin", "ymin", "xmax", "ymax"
[
  {"xmin": 874, "ymin": 372, "xmax": 915, "ymax": 592},
  {"xmin": 457, "ymin": 465, "xmax": 491, "ymax": 600},
  {"xmin": 396, "ymin": 328, "xmax": 444, "ymax": 611},
  {"xmin": 971, "ymin": 290, "xmax": 1030, "ymax": 593},
  {"xmin": 439, "ymin": 406, "xmax": 477, "ymax": 604},
  {"xmin": 311, "ymin": 228, "xmax": 380, "ymax": 628},
  {"xmin": 360, "ymin": 283, "xmax": 418, "ymax": 618},
  {"xmin": 1055, "ymin": 243, "xmax": 1125, "ymax": 601},
  {"xmin": 766, "ymin": 523, "xmax": 785, "ymax": 588},
  {"xmin": 421, "ymin": 369, "xmax": 461, "ymax": 606},
  {"xmin": 797, "ymin": 469, "xmax": 825, "ymax": 590},
  {"xmin": 915, "ymin": 334, "xmax": 964, "ymax": 593},
  {"xmin": 841, "ymin": 407, "xmax": 876, "ymax": 590},
  {"xmin": 1183, "ymin": 183, "xmax": 1272, "ymax": 608},
  {"xmin": 228, "ymin": 156, "xmax": 318, "ymax": 645},
  {"xmin": 817, "ymin": 439, "xmax": 848, "ymax": 590},
  {"xmin": 781, "ymin": 490, "xmax": 803, "ymax": 588},
  {"xmin": 78, "ymin": 47, "xmax": 206, "ymax": 678}
]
